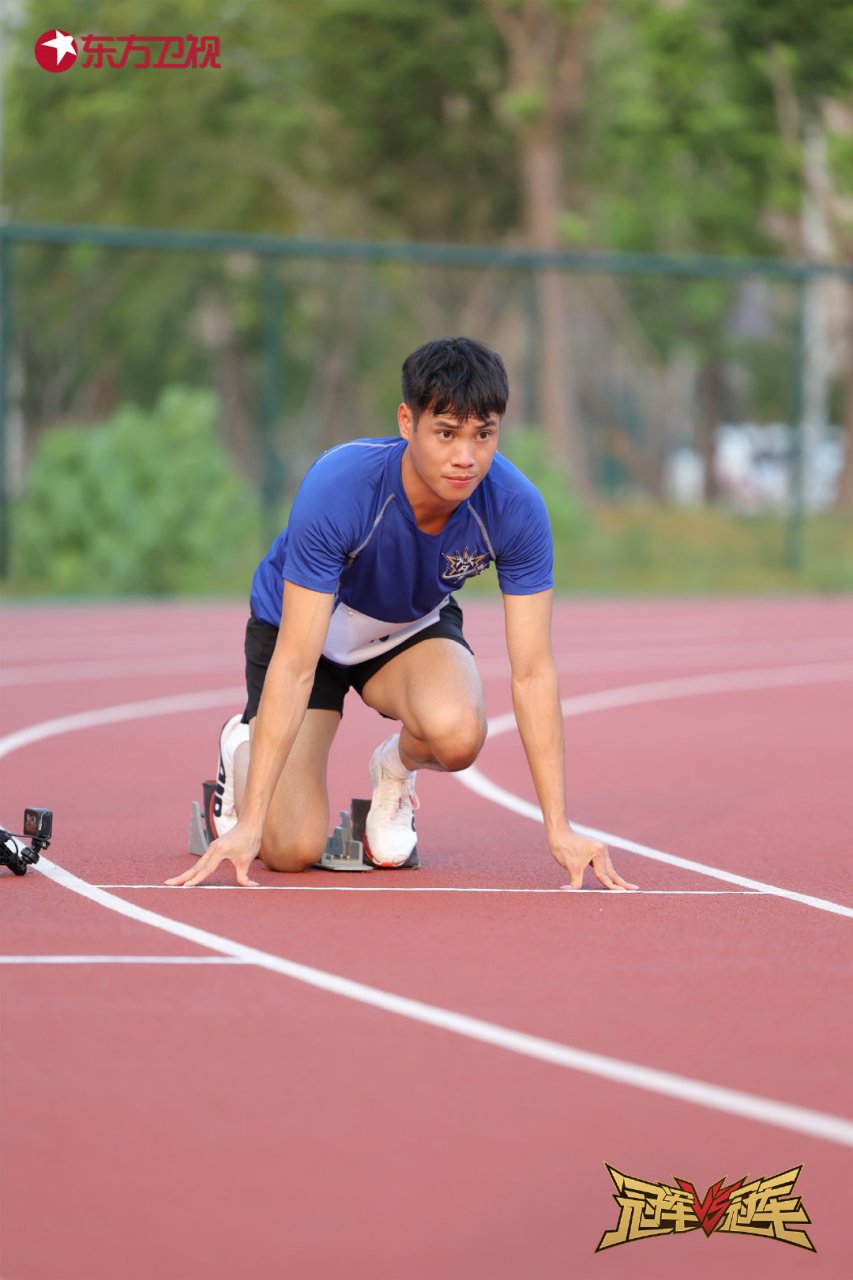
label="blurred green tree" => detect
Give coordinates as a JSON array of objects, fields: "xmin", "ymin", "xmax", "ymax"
[
  {"xmin": 480, "ymin": 0, "xmax": 613, "ymax": 498},
  {"xmin": 4, "ymin": 0, "xmax": 852, "ymax": 508}
]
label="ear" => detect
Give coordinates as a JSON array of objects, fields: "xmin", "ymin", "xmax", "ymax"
[{"xmin": 398, "ymin": 402, "xmax": 414, "ymax": 440}]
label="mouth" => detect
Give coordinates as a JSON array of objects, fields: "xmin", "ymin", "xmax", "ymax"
[{"xmin": 444, "ymin": 475, "xmax": 477, "ymax": 487}]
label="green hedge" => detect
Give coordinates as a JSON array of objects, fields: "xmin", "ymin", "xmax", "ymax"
[{"xmin": 11, "ymin": 387, "xmax": 259, "ymax": 595}]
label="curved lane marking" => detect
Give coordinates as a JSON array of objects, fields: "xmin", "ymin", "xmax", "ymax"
[
  {"xmin": 482, "ymin": 660, "xmax": 853, "ymax": 735},
  {"xmin": 0, "ymin": 687, "xmax": 244, "ymax": 761},
  {"xmin": 456, "ymin": 662, "xmax": 853, "ymax": 919},
  {"xmin": 30, "ymin": 853, "xmax": 853, "ymax": 1148}
]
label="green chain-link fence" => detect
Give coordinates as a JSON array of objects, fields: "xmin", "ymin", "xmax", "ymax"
[{"xmin": 2, "ymin": 221, "xmax": 851, "ymax": 588}]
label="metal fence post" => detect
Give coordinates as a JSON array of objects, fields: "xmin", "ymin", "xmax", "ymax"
[
  {"xmin": 785, "ymin": 278, "xmax": 807, "ymax": 572},
  {"xmin": 260, "ymin": 256, "xmax": 285, "ymax": 547}
]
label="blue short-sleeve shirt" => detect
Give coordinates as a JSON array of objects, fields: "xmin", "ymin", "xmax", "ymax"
[{"xmin": 250, "ymin": 438, "xmax": 553, "ymax": 665}]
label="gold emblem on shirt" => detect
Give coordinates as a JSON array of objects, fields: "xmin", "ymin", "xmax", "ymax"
[{"xmin": 441, "ymin": 549, "xmax": 490, "ymax": 582}]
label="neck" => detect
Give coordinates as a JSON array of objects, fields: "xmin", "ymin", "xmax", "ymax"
[{"xmin": 400, "ymin": 447, "xmax": 461, "ymax": 534}]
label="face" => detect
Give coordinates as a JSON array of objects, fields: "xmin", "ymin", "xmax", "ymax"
[{"xmin": 398, "ymin": 402, "xmax": 500, "ymax": 508}]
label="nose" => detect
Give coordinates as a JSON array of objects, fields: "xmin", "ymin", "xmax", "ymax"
[{"xmin": 450, "ymin": 439, "xmax": 476, "ymax": 469}]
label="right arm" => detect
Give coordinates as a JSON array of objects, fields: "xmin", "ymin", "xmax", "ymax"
[{"xmin": 166, "ymin": 582, "xmax": 335, "ymax": 886}]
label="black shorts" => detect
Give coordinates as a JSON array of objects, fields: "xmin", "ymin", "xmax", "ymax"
[{"xmin": 242, "ymin": 597, "xmax": 472, "ymax": 722}]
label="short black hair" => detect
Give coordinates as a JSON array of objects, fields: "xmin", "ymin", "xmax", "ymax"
[{"xmin": 401, "ymin": 337, "xmax": 508, "ymax": 422}]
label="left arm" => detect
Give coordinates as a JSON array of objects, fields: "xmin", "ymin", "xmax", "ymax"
[{"xmin": 503, "ymin": 590, "xmax": 637, "ymax": 891}]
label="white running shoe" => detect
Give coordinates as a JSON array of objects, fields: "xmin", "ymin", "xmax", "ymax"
[
  {"xmin": 211, "ymin": 714, "xmax": 250, "ymax": 839},
  {"xmin": 364, "ymin": 736, "xmax": 419, "ymax": 867}
]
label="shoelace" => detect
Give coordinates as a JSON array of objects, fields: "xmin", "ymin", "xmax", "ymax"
[{"xmin": 374, "ymin": 772, "xmax": 420, "ymax": 823}]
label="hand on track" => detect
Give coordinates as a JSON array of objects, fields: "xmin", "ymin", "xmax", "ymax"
[
  {"xmin": 549, "ymin": 825, "xmax": 638, "ymax": 891},
  {"xmin": 166, "ymin": 825, "xmax": 261, "ymax": 888}
]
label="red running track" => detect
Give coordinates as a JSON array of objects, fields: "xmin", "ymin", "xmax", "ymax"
[{"xmin": 1, "ymin": 597, "xmax": 852, "ymax": 1279}]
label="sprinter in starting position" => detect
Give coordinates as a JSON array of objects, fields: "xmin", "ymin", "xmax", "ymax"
[{"xmin": 167, "ymin": 336, "xmax": 636, "ymax": 891}]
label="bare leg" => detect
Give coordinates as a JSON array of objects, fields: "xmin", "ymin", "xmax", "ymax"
[
  {"xmin": 361, "ymin": 639, "xmax": 486, "ymax": 772},
  {"xmin": 236, "ymin": 708, "xmax": 341, "ymax": 872}
]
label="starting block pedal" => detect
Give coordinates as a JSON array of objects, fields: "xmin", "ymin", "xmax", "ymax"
[
  {"xmin": 187, "ymin": 780, "xmax": 216, "ymax": 856},
  {"xmin": 314, "ymin": 798, "xmax": 420, "ymax": 872},
  {"xmin": 315, "ymin": 804, "xmax": 372, "ymax": 872}
]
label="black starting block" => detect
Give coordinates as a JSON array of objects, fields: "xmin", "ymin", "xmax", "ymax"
[
  {"xmin": 0, "ymin": 808, "xmax": 53, "ymax": 876},
  {"xmin": 314, "ymin": 798, "xmax": 419, "ymax": 872},
  {"xmin": 187, "ymin": 788, "xmax": 419, "ymax": 872}
]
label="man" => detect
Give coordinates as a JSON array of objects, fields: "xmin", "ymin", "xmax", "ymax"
[{"xmin": 167, "ymin": 337, "xmax": 636, "ymax": 891}]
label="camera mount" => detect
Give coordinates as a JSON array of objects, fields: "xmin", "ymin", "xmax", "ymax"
[{"xmin": 0, "ymin": 808, "xmax": 53, "ymax": 876}]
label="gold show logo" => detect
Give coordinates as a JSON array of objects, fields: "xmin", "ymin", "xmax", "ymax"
[{"xmin": 596, "ymin": 1164, "xmax": 815, "ymax": 1252}]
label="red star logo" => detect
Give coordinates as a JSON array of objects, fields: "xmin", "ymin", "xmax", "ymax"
[{"xmin": 34, "ymin": 29, "xmax": 78, "ymax": 73}]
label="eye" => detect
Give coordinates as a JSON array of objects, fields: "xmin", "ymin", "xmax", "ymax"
[{"xmin": 438, "ymin": 429, "xmax": 454, "ymax": 440}]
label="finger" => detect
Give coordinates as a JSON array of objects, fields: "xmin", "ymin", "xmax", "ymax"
[
  {"xmin": 595, "ymin": 853, "xmax": 639, "ymax": 892},
  {"xmin": 166, "ymin": 844, "xmax": 218, "ymax": 884},
  {"xmin": 595, "ymin": 862, "xmax": 638, "ymax": 891},
  {"xmin": 590, "ymin": 852, "xmax": 620, "ymax": 891},
  {"xmin": 165, "ymin": 866, "xmax": 201, "ymax": 886},
  {"xmin": 590, "ymin": 848, "xmax": 612, "ymax": 883},
  {"xmin": 591, "ymin": 847, "xmax": 634, "ymax": 890},
  {"xmin": 236, "ymin": 868, "xmax": 260, "ymax": 887},
  {"xmin": 168, "ymin": 851, "xmax": 222, "ymax": 888},
  {"xmin": 178, "ymin": 860, "xmax": 221, "ymax": 887},
  {"xmin": 167, "ymin": 867, "xmax": 206, "ymax": 887}
]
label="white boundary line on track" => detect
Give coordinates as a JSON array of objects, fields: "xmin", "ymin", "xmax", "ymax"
[
  {"xmin": 95, "ymin": 885, "xmax": 759, "ymax": 894},
  {"xmin": 0, "ymin": 955, "xmax": 249, "ymax": 964},
  {"xmin": 27, "ymin": 853, "xmax": 853, "ymax": 1148}
]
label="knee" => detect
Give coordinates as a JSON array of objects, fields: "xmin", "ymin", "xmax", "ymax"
[
  {"xmin": 428, "ymin": 712, "xmax": 486, "ymax": 773},
  {"xmin": 260, "ymin": 837, "xmax": 323, "ymax": 873}
]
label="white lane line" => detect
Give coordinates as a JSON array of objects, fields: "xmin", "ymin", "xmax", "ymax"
[
  {"xmin": 31, "ymin": 854, "xmax": 853, "ymax": 1148},
  {"xmin": 484, "ymin": 660, "xmax": 853, "ymax": 736},
  {"xmin": 0, "ymin": 653, "xmax": 238, "ymax": 688},
  {"xmin": 96, "ymin": 884, "xmax": 760, "ymax": 895},
  {"xmin": 0, "ymin": 955, "xmax": 249, "ymax": 964},
  {"xmin": 0, "ymin": 686, "xmax": 244, "ymax": 760},
  {"xmin": 457, "ymin": 662, "xmax": 853, "ymax": 919},
  {"xmin": 458, "ymin": 768, "xmax": 853, "ymax": 919},
  {"xmin": 477, "ymin": 637, "xmax": 853, "ymax": 679}
]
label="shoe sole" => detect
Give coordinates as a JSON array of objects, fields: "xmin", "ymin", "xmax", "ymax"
[{"xmin": 362, "ymin": 830, "xmax": 420, "ymax": 869}]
